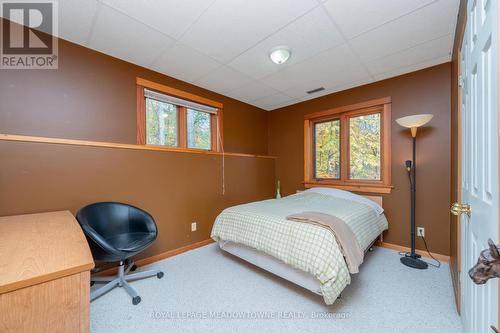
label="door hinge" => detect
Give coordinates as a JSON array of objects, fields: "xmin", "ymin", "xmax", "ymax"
[{"xmin": 458, "ymin": 75, "xmax": 465, "ymax": 88}]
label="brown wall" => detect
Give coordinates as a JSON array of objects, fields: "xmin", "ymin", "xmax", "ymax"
[
  {"xmin": 0, "ymin": 28, "xmax": 275, "ymax": 259},
  {"xmin": 0, "ymin": 141, "xmax": 274, "ymax": 259},
  {"xmin": 268, "ymin": 63, "xmax": 452, "ymax": 256}
]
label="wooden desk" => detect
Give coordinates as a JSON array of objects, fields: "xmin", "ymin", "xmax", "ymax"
[{"xmin": 0, "ymin": 211, "xmax": 94, "ymax": 333}]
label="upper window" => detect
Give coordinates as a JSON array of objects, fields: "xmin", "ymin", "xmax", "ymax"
[
  {"xmin": 136, "ymin": 78, "xmax": 222, "ymax": 151},
  {"xmin": 187, "ymin": 108, "xmax": 211, "ymax": 150},
  {"xmin": 145, "ymin": 97, "xmax": 178, "ymax": 146},
  {"xmin": 304, "ymin": 97, "xmax": 392, "ymax": 194},
  {"xmin": 314, "ymin": 118, "xmax": 340, "ymax": 179},
  {"xmin": 348, "ymin": 112, "xmax": 381, "ymax": 180}
]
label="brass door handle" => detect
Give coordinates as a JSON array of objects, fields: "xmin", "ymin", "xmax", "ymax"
[{"xmin": 451, "ymin": 202, "xmax": 471, "ymax": 217}]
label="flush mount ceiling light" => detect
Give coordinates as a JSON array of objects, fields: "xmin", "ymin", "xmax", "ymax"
[{"xmin": 269, "ymin": 46, "xmax": 291, "ymax": 64}]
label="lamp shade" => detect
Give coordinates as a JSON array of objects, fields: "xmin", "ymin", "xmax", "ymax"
[{"xmin": 395, "ymin": 114, "xmax": 434, "ymax": 128}]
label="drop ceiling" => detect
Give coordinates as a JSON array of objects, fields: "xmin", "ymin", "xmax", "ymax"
[{"xmin": 33, "ymin": 0, "xmax": 461, "ymax": 110}]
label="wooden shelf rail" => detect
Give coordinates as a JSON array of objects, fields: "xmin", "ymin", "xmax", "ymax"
[{"xmin": 0, "ymin": 134, "xmax": 277, "ymax": 159}]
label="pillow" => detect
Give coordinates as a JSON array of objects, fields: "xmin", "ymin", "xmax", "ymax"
[{"xmin": 304, "ymin": 187, "xmax": 384, "ymax": 215}]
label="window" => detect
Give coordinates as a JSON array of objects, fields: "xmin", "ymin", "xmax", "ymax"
[
  {"xmin": 136, "ymin": 78, "xmax": 222, "ymax": 151},
  {"xmin": 145, "ymin": 97, "xmax": 178, "ymax": 146},
  {"xmin": 304, "ymin": 97, "xmax": 392, "ymax": 194},
  {"xmin": 187, "ymin": 108, "xmax": 211, "ymax": 150},
  {"xmin": 314, "ymin": 119, "xmax": 340, "ymax": 179},
  {"xmin": 349, "ymin": 113, "xmax": 381, "ymax": 180}
]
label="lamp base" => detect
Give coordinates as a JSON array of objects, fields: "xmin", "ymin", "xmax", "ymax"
[{"xmin": 400, "ymin": 255, "xmax": 428, "ymax": 270}]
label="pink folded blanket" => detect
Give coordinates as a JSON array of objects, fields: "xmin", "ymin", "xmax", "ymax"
[{"xmin": 286, "ymin": 211, "xmax": 364, "ymax": 273}]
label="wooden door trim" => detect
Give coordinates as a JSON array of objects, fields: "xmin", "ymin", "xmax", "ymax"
[
  {"xmin": 451, "ymin": 5, "xmax": 467, "ymax": 314},
  {"xmin": 452, "ymin": 46, "xmax": 463, "ymax": 314}
]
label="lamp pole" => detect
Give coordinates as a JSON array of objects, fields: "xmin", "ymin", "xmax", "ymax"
[
  {"xmin": 400, "ymin": 129, "xmax": 428, "ymax": 269},
  {"xmin": 410, "ymin": 136, "xmax": 416, "ymax": 258}
]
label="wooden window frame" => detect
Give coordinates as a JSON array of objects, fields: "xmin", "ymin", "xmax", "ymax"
[
  {"xmin": 136, "ymin": 77, "xmax": 223, "ymax": 152},
  {"xmin": 304, "ymin": 97, "xmax": 392, "ymax": 194}
]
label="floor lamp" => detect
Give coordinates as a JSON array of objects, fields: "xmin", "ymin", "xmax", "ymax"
[{"xmin": 396, "ymin": 114, "xmax": 434, "ymax": 270}]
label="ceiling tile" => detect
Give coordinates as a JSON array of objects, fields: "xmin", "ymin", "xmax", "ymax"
[
  {"xmin": 228, "ymin": 6, "xmax": 344, "ymax": 79},
  {"xmin": 225, "ymin": 81, "xmax": 279, "ymax": 103},
  {"xmin": 150, "ymin": 43, "xmax": 221, "ymax": 83},
  {"xmin": 180, "ymin": 0, "xmax": 319, "ymax": 63},
  {"xmin": 58, "ymin": 0, "xmax": 99, "ymax": 45},
  {"xmin": 323, "ymin": 0, "xmax": 433, "ymax": 39},
  {"xmin": 366, "ymin": 34, "xmax": 453, "ymax": 76},
  {"xmin": 278, "ymin": 75, "xmax": 373, "ymax": 108},
  {"xmin": 88, "ymin": 5, "xmax": 175, "ymax": 67},
  {"xmin": 266, "ymin": 99, "xmax": 301, "ymax": 110},
  {"xmin": 252, "ymin": 92, "xmax": 297, "ymax": 110},
  {"xmin": 349, "ymin": 0, "xmax": 459, "ymax": 62},
  {"xmin": 283, "ymin": 64, "xmax": 371, "ymax": 99},
  {"xmin": 194, "ymin": 66, "xmax": 253, "ymax": 94},
  {"xmin": 324, "ymin": 76, "xmax": 374, "ymax": 96},
  {"xmin": 261, "ymin": 44, "xmax": 367, "ymax": 91},
  {"xmin": 373, "ymin": 54, "xmax": 451, "ymax": 82},
  {"xmin": 100, "ymin": 0, "xmax": 214, "ymax": 39}
]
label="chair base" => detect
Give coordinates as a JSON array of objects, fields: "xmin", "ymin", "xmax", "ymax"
[{"xmin": 91, "ymin": 261, "xmax": 163, "ymax": 305}]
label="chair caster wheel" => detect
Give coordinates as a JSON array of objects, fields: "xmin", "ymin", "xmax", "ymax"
[
  {"xmin": 130, "ymin": 264, "xmax": 137, "ymax": 271},
  {"xmin": 90, "ymin": 281, "xmax": 95, "ymax": 287},
  {"xmin": 157, "ymin": 272, "xmax": 164, "ymax": 279},
  {"xmin": 132, "ymin": 296, "xmax": 141, "ymax": 305}
]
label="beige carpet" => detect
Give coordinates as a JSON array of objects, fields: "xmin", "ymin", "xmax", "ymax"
[{"xmin": 90, "ymin": 243, "xmax": 462, "ymax": 333}]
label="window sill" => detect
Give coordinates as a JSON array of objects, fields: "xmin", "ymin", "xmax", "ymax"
[{"xmin": 303, "ymin": 181, "xmax": 393, "ymax": 194}]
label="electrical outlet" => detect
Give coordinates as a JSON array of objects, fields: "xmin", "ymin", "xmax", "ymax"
[
  {"xmin": 191, "ymin": 222, "xmax": 197, "ymax": 232},
  {"xmin": 417, "ymin": 227, "xmax": 425, "ymax": 237}
]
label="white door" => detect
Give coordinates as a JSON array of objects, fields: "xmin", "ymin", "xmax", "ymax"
[{"xmin": 460, "ymin": 0, "xmax": 499, "ymax": 332}]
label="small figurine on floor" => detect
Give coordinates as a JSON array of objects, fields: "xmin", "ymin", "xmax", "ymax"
[{"xmin": 469, "ymin": 239, "xmax": 500, "ymax": 285}]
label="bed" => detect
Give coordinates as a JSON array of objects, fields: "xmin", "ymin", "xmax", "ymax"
[{"xmin": 210, "ymin": 188, "xmax": 388, "ymax": 305}]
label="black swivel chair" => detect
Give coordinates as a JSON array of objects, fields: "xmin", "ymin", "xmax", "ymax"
[{"xmin": 76, "ymin": 202, "xmax": 164, "ymax": 305}]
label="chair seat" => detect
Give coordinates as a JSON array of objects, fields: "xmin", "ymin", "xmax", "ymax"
[
  {"xmin": 76, "ymin": 202, "xmax": 158, "ymax": 262},
  {"xmin": 105, "ymin": 232, "xmax": 156, "ymax": 252}
]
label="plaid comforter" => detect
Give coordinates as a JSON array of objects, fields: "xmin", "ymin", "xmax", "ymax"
[{"xmin": 211, "ymin": 192, "xmax": 388, "ymax": 305}]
